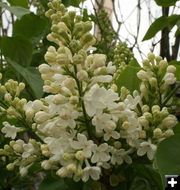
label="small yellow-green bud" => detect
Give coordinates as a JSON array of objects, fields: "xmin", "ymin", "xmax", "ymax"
[
  {"xmin": 75, "ymin": 151, "xmax": 85, "ymax": 161},
  {"xmin": 114, "ymin": 141, "xmax": 122, "ymax": 149},
  {"xmin": 77, "ymin": 70, "xmax": 88, "ymax": 81},
  {"xmin": 53, "ymin": 94, "xmax": 67, "ymax": 104},
  {"xmin": 66, "ymin": 163, "xmax": 76, "ymax": 172},
  {"xmin": 143, "ymin": 112, "xmax": 152, "ymax": 121},
  {"xmin": 121, "ymin": 121, "xmax": 130, "ymax": 130},
  {"xmin": 6, "ymin": 163, "xmax": 15, "ymax": 171},
  {"xmin": 152, "ymin": 105, "xmax": 160, "ymax": 113},
  {"xmin": 139, "ymin": 130, "xmax": 146, "ymax": 138},
  {"xmin": 142, "ymin": 105, "xmax": 149, "ymax": 113},
  {"xmin": 164, "ymin": 129, "xmax": 174, "ymax": 137},
  {"xmin": 147, "ymin": 52, "xmax": 155, "ymax": 61},
  {"xmin": 153, "ymin": 128, "xmax": 162, "ymax": 138},
  {"xmin": 69, "ymin": 96, "xmax": 79, "ymax": 104}
]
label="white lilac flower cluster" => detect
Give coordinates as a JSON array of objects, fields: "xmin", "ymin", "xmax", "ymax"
[{"xmin": 0, "ymin": 0, "xmax": 178, "ymax": 183}]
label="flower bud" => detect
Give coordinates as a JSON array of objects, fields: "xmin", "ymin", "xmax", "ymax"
[
  {"xmin": 159, "ymin": 60, "xmax": 167, "ymax": 71},
  {"xmin": 32, "ymin": 100, "xmax": 43, "ymax": 112},
  {"xmin": 75, "ymin": 151, "xmax": 84, "ymax": 161},
  {"xmin": 6, "ymin": 163, "xmax": 15, "ymax": 171},
  {"xmin": 13, "ymin": 144, "xmax": 23, "ymax": 153},
  {"xmin": 163, "ymin": 129, "xmax": 174, "ymax": 137},
  {"xmin": 122, "ymin": 121, "xmax": 130, "ymax": 130},
  {"xmin": 77, "ymin": 70, "xmax": 88, "ymax": 81},
  {"xmin": 62, "ymin": 78, "xmax": 76, "ymax": 91},
  {"xmin": 69, "ymin": 96, "xmax": 79, "ymax": 104},
  {"xmin": 143, "ymin": 112, "xmax": 152, "ymax": 121},
  {"xmin": 20, "ymin": 167, "xmax": 28, "ymax": 177},
  {"xmin": 52, "ymin": 94, "xmax": 67, "ymax": 104},
  {"xmin": 66, "ymin": 163, "xmax": 76, "ymax": 172},
  {"xmin": 62, "ymin": 153, "xmax": 74, "ymax": 161},
  {"xmin": 162, "ymin": 116, "xmax": 176, "ymax": 128},
  {"xmin": 153, "ymin": 128, "xmax": 162, "ymax": 138},
  {"xmin": 138, "ymin": 116, "xmax": 149, "ymax": 128},
  {"xmin": 149, "ymin": 77, "xmax": 157, "ymax": 88},
  {"xmin": 152, "ymin": 105, "xmax": 160, "ymax": 113},
  {"xmin": 39, "ymin": 64, "xmax": 51, "ymax": 74},
  {"xmin": 139, "ymin": 130, "xmax": 146, "ymax": 138},
  {"xmin": 137, "ymin": 70, "xmax": 148, "ymax": 81},
  {"xmin": 147, "ymin": 52, "xmax": 155, "ymax": 62},
  {"xmin": 141, "ymin": 105, "xmax": 149, "ymax": 113},
  {"xmin": 25, "ymin": 109, "xmax": 34, "ymax": 120},
  {"xmin": 34, "ymin": 111, "xmax": 50, "ymax": 123},
  {"xmin": 4, "ymin": 93, "xmax": 12, "ymax": 102},
  {"xmin": 167, "ymin": 65, "xmax": 176, "ymax": 73},
  {"xmin": 114, "ymin": 141, "xmax": 122, "ymax": 149},
  {"xmin": 111, "ymin": 84, "xmax": 117, "ymax": 92},
  {"xmin": 41, "ymin": 160, "xmax": 51, "ymax": 170},
  {"xmin": 56, "ymin": 167, "xmax": 68, "ymax": 178}
]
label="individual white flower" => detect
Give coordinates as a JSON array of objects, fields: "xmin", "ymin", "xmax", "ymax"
[
  {"xmin": 71, "ymin": 133, "xmax": 94, "ymax": 158},
  {"xmin": 110, "ymin": 148, "xmax": 132, "ymax": 165},
  {"xmin": 163, "ymin": 73, "xmax": 176, "ymax": 85},
  {"xmin": 82, "ymin": 166, "xmax": 101, "ymax": 182},
  {"xmin": 104, "ymin": 129, "xmax": 120, "ymax": 141},
  {"xmin": 91, "ymin": 143, "xmax": 110, "ymax": 163},
  {"xmin": 84, "ymin": 84, "xmax": 119, "ymax": 117},
  {"xmin": 22, "ymin": 142, "xmax": 36, "ymax": 158},
  {"xmin": 137, "ymin": 140, "xmax": 157, "ymax": 160},
  {"xmin": 107, "ymin": 62, "xmax": 116, "ymax": 74},
  {"xmin": 92, "ymin": 113, "xmax": 111, "ymax": 133},
  {"xmin": 1, "ymin": 122, "xmax": 22, "ymax": 139},
  {"xmin": 124, "ymin": 94, "xmax": 141, "ymax": 110}
]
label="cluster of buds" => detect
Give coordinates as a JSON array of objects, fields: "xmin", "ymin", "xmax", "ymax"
[
  {"xmin": 137, "ymin": 53, "xmax": 176, "ymax": 105},
  {"xmin": 0, "ymin": 139, "xmax": 41, "ymax": 177},
  {"xmin": 0, "ymin": 76, "xmax": 26, "ymax": 119},
  {"xmin": 113, "ymin": 42, "xmax": 134, "ymax": 67}
]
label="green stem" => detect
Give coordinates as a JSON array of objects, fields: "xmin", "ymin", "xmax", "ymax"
[
  {"xmin": 65, "ymin": 65, "xmax": 93, "ymax": 139},
  {"xmin": 162, "ymin": 83, "xmax": 180, "ymax": 107}
]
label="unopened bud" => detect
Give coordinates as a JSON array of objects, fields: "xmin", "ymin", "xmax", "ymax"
[
  {"xmin": 75, "ymin": 151, "xmax": 84, "ymax": 161},
  {"xmin": 153, "ymin": 128, "xmax": 162, "ymax": 138}
]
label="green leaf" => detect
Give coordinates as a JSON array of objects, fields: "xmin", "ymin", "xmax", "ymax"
[
  {"xmin": 7, "ymin": 0, "xmax": 28, "ymax": 8},
  {"xmin": 13, "ymin": 13, "xmax": 50, "ymax": 45},
  {"xmin": 132, "ymin": 164, "xmax": 163, "ymax": 190},
  {"xmin": 7, "ymin": 58, "xmax": 44, "ymax": 99},
  {"xmin": 154, "ymin": 0, "xmax": 178, "ymax": 7},
  {"xmin": 62, "ymin": 0, "xmax": 82, "ymax": 7},
  {"xmin": 156, "ymin": 135, "xmax": 180, "ymax": 175},
  {"xmin": 173, "ymin": 123, "xmax": 180, "ymax": 134},
  {"xmin": 115, "ymin": 65, "xmax": 141, "ymax": 93},
  {"xmin": 39, "ymin": 174, "xmax": 67, "ymax": 190},
  {"xmin": 1, "ymin": 36, "xmax": 32, "ymax": 66},
  {"xmin": 0, "ymin": 2, "xmax": 30, "ymax": 19},
  {"xmin": 143, "ymin": 15, "xmax": 180, "ymax": 41},
  {"xmin": 130, "ymin": 177, "xmax": 151, "ymax": 190}
]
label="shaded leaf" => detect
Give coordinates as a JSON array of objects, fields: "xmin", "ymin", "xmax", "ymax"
[
  {"xmin": 7, "ymin": 0, "xmax": 28, "ymax": 8},
  {"xmin": 13, "ymin": 13, "xmax": 50, "ymax": 45},
  {"xmin": 7, "ymin": 58, "xmax": 44, "ymax": 99},
  {"xmin": 1, "ymin": 36, "xmax": 32, "ymax": 66},
  {"xmin": 62, "ymin": 0, "xmax": 82, "ymax": 7},
  {"xmin": 143, "ymin": 15, "xmax": 180, "ymax": 41},
  {"xmin": 156, "ymin": 135, "xmax": 180, "ymax": 175},
  {"xmin": 0, "ymin": 2, "xmax": 30, "ymax": 19},
  {"xmin": 39, "ymin": 174, "xmax": 67, "ymax": 190},
  {"xmin": 115, "ymin": 65, "xmax": 141, "ymax": 93},
  {"xmin": 173, "ymin": 123, "xmax": 180, "ymax": 135},
  {"xmin": 154, "ymin": 0, "xmax": 178, "ymax": 7}
]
